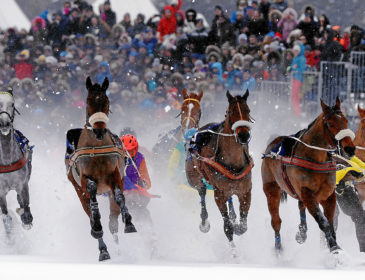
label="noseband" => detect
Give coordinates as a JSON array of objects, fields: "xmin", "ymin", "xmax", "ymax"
[{"xmin": 228, "ymin": 101, "xmax": 254, "ymax": 144}]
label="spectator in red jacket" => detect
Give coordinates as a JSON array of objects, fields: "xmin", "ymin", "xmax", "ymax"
[
  {"xmin": 157, "ymin": 6, "xmax": 177, "ymax": 42},
  {"xmin": 14, "ymin": 50, "xmax": 33, "ymax": 80}
]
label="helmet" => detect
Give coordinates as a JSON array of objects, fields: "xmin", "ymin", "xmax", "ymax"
[
  {"xmin": 184, "ymin": 128, "xmax": 198, "ymax": 141},
  {"xmin": 121, "ymin": 134, "xmax": 138, "ymax": 151}
]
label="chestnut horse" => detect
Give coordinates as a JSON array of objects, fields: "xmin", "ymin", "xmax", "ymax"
[
  {"xmin": 262, "ymin": 97, "xmax": 355, "ymax": 257},
  {"xmin": 186, "ymin": 90, "xmax": 254, "ymax": 251},
  {"xmin": 66, "ymin": 77, "xmax": 136, "ymax": 261},
  {"xmin": 353, "ymin": 105, "xmax": 365, "ymax": 204},
  {"xmin": 180, "ymin": 88, "xmax": 203, "ymax": 134}
]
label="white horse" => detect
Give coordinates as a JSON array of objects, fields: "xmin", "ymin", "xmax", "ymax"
[{"xmin": 0, "ymin": 89, "xmax": 33, "ymax": 235}]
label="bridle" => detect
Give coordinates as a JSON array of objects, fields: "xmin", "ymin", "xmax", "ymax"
[
  {"xmin": 227, "ymin": 99, "xmax": 255, "ymax": 145},
  {"xmin": 181, "ymin": 98, "xmax": 201, "ymax": 130},
  {"xmin": 0, "ymin": 91, "xmax": 19, "ymax": 125},
  {"xmin": 289, "ymin": 109, "xmax": 355, "ymax": 154}
]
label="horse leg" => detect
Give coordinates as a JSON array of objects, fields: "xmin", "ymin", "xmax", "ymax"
[
  {"xmin": 263, "ymin": 182, "xmax": 282, "ymax": 253},
  {"xmin": 16, "ymin": 183, "xmax": 33, "ymax": 229},
  {"xmin": 235, "ymin": 191, "xmax": 251, "ymax": 236},
  {"xmin": 228, "ymin": 197, "xmax": 237, "ymax": 224},
  {"xmin": 186, "ymin": 159, "xmax": 210, "ymax": 233},
  {"xmin": 214, "ymin": 189, "xmax": 234, "ymax": 242},
  {"xmin": 302, "ymin": 187, "xmax": 339, "ymax": 252},
  {"xmin": 0, "ymin": 195, "xmax": 12, "ymax": 236},
  {"xmin": 112, "ymin": 185, "xmax": 137, "ymax": 234},
  {"xmin": 108, "ymin": 192, "xmax": 120, "ymax": 244},
  {"xmin": 198, "ymin": 185, "xmax": 210, "ymax": 233},
  {"xmin": 295, "ymin": 200, "xmax": 308, "ymax": 244},
  {"xmin": 85, "ymin": 178, "xmax": 110, "ymax": 261}
]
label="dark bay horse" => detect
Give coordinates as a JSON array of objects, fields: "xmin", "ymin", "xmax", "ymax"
[
  {"xmin": 186, "ymin": 90, "xmax": 254, "ymax": 251},
  {"xmin": 66, "ymin": 77, "xmax": 136, "ymax": 261},
  {"xmin": 0, "ymin": 89, "xmax": 33, "ymax": 235},
  {"xmin": 262, "ymin": 97, "xmax": 355, "ymax": 258}
]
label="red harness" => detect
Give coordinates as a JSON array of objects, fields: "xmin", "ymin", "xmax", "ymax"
[
  {"xmin": 197, "ymin": 155, "xmax": 254, "ymax": 180},
  {"xmin": 0, "ymin": 153, "xmax": 28, "ymax": 173},
  {"xmin": 278, "ymin": 155, "xmax": 336, "ymax": 198}
]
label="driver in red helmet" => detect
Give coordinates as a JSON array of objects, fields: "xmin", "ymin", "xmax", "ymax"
[{"xmin": 121, "ymin": 134, "xmax": 151, "ymax": 191}]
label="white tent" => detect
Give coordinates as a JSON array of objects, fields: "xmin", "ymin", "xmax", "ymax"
[
  {"xmin": 0, "ymin": 0, "xmax": 30, "ymax": 30},
  {"xmin": 92, "ymin": 0, "xmax": 159, "ymax": 23}
]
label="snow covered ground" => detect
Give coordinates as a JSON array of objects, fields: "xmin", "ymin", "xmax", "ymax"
[{"xmin": 0, "ymin": 96, "xmax": 364, "ymax": 277}]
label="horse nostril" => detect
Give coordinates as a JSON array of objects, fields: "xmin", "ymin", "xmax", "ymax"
[
  {"xmin": 238, "ymin": 132, "xmax": 250, "ymax": 143},
  {"xmin": 344, "ymin": 146, "xmax": 355, "ymax": 157}
]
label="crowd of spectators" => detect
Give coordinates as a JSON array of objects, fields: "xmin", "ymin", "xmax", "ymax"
[{"xmin": 0, "ymin": 0, "xmax": 364, "ymax": 123}]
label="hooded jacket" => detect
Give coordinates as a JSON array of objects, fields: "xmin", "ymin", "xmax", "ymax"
[
  {"xmin": 96, "ymin": 61, "xmax": 111, "ymax": 84},
  {"xmin": 290, "ymin": 43, "xmax": 306, "ymax": 82},
  {"xmin": 157, "ymin": 6, "xmax": 177, "ymax": 40}
]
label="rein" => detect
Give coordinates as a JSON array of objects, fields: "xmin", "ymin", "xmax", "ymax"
[{"xmin": 193, "ymin": 152, "xmax": 254, "ymax": 180}]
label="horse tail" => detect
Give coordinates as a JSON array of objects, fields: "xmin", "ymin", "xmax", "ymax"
[{"xmin": 280, "ymin": 191, "xmax": 288, "ymax": 203}]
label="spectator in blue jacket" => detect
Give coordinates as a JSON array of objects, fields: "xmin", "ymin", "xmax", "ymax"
[
  {"xmin": 288, "ymin": 43, "xmax": 306, "ymax": 116},
  {"xmin": 242, "ymin": 69, "xmax": 256, "ymax": 92}
]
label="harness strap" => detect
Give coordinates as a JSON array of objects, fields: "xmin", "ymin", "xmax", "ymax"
[
  {"xmin": 194, "ymin": 153, "xmax": 254, "ymax": 180},
  {"xmin": 68, "ymin": 145, "xmax": 125, "ymax": 170},
  {"xmin": 0, "ymin": 152, "xmax": 28, "ymax": 173},
  {"xmin": 281, "ymin": 162, "xmax": 298, "ymax": 198},
  {"xmin": 279, "ymin": 156, "xmax": 337, "ymax": 172}
]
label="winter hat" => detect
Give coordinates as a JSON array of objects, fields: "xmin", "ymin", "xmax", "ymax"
[
  {"xmin": 94, "ymin": 55, "xmax": 103, "ymax": 62},
  {"xmin": 65, "ymin": 53, "xmax": 74, "ymax": 59},
  {"xmin": 37, "ymin": 55, "xmax": 46, "ymax": 63},
  {"xmin": 194, "ymin": 59, "xmax": 204, "ymax": 67},
  {"xmin": 45, "ymin": 56, "xmax": 57, "ymax": 65},
  {"xmin": 152, "ymin": 58, "xmax": 161, "ymax": 67},
  {"xmin": 293, "ymin": 45, "xmax": 300, "ymax": 52},
  {"xmin": 20, "ymin": 49, "xmax": 30, "ymax": 59},
  {"xmin": 238, "ymin": 33, "xmax": 248, "ymax": 44}
]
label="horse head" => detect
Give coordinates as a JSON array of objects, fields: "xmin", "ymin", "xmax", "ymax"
[
  {"xmin": 180, "ymin": 88, "xmax": 203, "ymax": 134},
  {"xmin": 226, "ymin": 89, "xmax": 253, "ymax": 145},
  {"xmin": 0, "ymin": 88, "xmax": 16, "ymax": 136},
  {"xmin": 86, "ymin": 76, "xmax": 110, "ymax": 140},
  {"xmin": 320, "ymin": 97, "xmax": 355, "ymax": 157}
]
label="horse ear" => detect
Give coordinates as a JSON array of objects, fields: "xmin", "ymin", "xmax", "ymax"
[
  {"xmin": 226, "ymin": 90, "xmax": 234, "ymax": 103},
  {"xmin": 334, "ymin": 96, "xmax": 341, "ymax": 109},
  {"xmin": 320, "ymin": 99, "xmax": 329, "ymax": 112},
  {"xmin": 86, "ymin": 76, "xmax": 92, "ymax": 90},
  {"xmin": 101, "ymin": 77, "xmax": 109, "ymax": 91},
  {"xmin": 242, "ymin": 89, "xmax": 249, "ymax": 101},
  {"xmin": 197, "ymin": 90, "xmax": 203, "ymax": 100},
  {"xmin": 358, "ymin": 104, "xmax": 365, "ymax": 117},
  {"xmin": 182, "ymin": 88, "xmax": 187, "ymax": 99}
]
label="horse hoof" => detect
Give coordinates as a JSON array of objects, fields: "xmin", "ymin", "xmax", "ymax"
[
  {"xmin": 234, "ymin": 223, "xmax": 247, "ymax": 236},
  {"xmin": 295, "ymin": 231, "xmax": 307, "ymax": 244},
  {"xmin": 124, "ymin": 223, "xmax": 137, "ymax": 233},
  {"xmin": 22, "ymin": 223, "xmax": 33, "ymax": 230},
  {"xmin": 112, "ymin": 233, "xmax": 119, "ymax": 244},
  {"xmin": 229, "ymin": 241, "xmax": 238, "ymax": 259},
  {"xmin": 99, "ymin": 249, "xmax": 111, "ymax": 262},
  {"xmin": 326, "ymin": 249, "xmax": 349, "ymax": 268},
  {"xmin": 21, "ymin": 212, "xmax": 33, "ymax": 226},
  {"xmin": 199, "ymin": 220, "xmax": 210, "ymax": 233}
]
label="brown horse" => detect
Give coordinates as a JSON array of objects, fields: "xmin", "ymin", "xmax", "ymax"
[
  {"xmin": 262, "ymin": 97, "xmax": 355, "ymax": 257},
  {"xmin": 186, "ymin": 90, "xmax": 254, "ymax": 250},
  {"xmin": 66, "ymin": 77, "xmax": 136, "ymax": 261},
  {"xmin": 180, "ymin": 88, "xmax": 203, "ymax": 134},
  {"xmin": 353, "ymin": 105, "xmax": 365, "ymax": 204}
]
